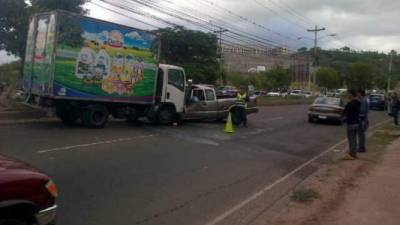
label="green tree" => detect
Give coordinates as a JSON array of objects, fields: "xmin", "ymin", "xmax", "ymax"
[
  {"xmin": 155, "ymin": 26, "xmax": 219, "ymax": 84},
  {"xmin": 0, "ymin": 0, "xmax": 87, "ymax": 58},
  {"xmin": 262, "ymin": 67, "xmax": 291, "ymax": 90},
  {"xmin": 0, "ymin": 0, "xmax": 30, "ymax": 58},
  {"xmin": 316, "ymin": 67, "xmax": 341, "ymax": 89},
  {"xmin": 297, "ymin": 47, "xmax": 308, "ymax": 53},
  {"xmin": 345, "ymin": 62, "xmax": 375, "ymax": 90}
]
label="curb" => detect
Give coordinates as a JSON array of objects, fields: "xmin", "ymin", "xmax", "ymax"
[{"xmin": 0, "ymin": 117, "xmax": 58, "ymax": 126}]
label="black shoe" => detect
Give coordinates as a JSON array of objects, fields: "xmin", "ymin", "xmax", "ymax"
[{"xmin": 358, "ymin": 149, "xmax": 367, "ymax": 153}]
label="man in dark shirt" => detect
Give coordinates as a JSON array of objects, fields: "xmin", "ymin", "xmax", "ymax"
[{"xmin": 343, "ymin": 90, "xmax": 361, "ymax": 159}]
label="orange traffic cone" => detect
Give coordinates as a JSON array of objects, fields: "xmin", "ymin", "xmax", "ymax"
[{"xmin": 224, "ymin": 112, "xmax": 234, "ymax": 133}]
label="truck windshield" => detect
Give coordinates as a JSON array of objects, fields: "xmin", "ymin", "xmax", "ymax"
[{"xmin": 168, "ymin": 69, "xmax": 185, "ymax": 91}]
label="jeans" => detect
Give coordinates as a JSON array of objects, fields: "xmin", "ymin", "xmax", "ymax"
[
  {"xmin": 347, "ymin": 124, "xmax": 359, "ymax": 157},
  {"xmin": 358, "ymin": 120, "xmax": 367, "ymax": 151},
  {"xmin": 393, "ymin": 108, "xmax": 399, "ymax": 125},
  {"xmin": 238, "ymin": 106, "xmax": 247, "ymax": 126}
]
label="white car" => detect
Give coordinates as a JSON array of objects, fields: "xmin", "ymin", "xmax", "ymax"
[
  {"xmin": 302, "ymin": 91, "xmax": 312, "ymax": 98},
  {"xmin": 289, "ymin": 90, "xmax": 303, "ymax": 96},
  {"xmin": 267, "ymin": 91, "xmax": 281, "ymax": 97}
]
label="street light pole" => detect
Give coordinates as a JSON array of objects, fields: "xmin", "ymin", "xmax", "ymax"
[
  {"xmin": 388, "ymin": 50, "xmax": 394, "ymax": 93},
  {"xmin": 298, "ymin": 32, "xmax": 336, "ymax": 92},
  {"xmin": 307, "ymin": 26, "xmax": 326, "ymax": 92},
  {"xmin": 214, "ymin": 28, "xmax": 229, "ymax": 86}
]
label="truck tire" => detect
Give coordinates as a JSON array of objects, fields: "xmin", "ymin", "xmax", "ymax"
[
  {"xmin": 0, "ymin": 219, "xmax": 28, "ymax": 225},
  {"xmin": 157, "ymin": 106, "xmax": 175, "ymax": 125},
  {"xmin": 56, "ymin": 105, "xmax": 80, "ymax": 125},
  {"xmin": 81, "ymin": 104, "xmax": 109, "ymax": 128},
  {"xmin": 127, "ymin": 108, "xmax": 139, "ymax": 123}
]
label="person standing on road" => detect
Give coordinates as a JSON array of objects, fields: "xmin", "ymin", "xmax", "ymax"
[
  {"xmin": 357, "ymin": 89, "xmax": 369, "ymax": 152},
  {"xmin": 390, "ymin": 92, "xmax": 399, "ymax": 126},
  {"xmin": 343, "ymin": 90, "xmax": 361, "ymax": 159},
  {"xmin": 236, "ymin": 86, "xmax": 248, "ymax": 127}
]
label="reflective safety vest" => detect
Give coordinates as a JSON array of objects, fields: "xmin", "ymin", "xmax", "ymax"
[{"xmin": 236, "ymin": 93, "xmax": 247, "ymax": 107}]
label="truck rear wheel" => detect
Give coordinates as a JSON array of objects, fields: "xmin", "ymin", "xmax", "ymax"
[
  {"xmin": 157, "ymin": 106, "xmax": 175, "ymax": 125},
  {"xmin": 81, "ymin": 104, "xmax": 109, "ymax": 128}
]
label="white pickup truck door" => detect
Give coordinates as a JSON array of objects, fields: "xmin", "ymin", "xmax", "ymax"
[
  {"xmin": 165, "ymin": 68, "xmax": 186, "ymax": 113},
  {"xmin": 204, "ymin": 89, "xmax": 218, "ymax": 119},
  {"xmin": 186, "ymin": 88, "xmax": 219, "ymax": 120}
]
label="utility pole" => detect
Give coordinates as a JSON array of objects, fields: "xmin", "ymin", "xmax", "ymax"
[
  {"xmin": 307, "ymin": 25, "xmax": 325, "ymax": 92},
  {"xmin": 214, "ymin": 28, "xmax": 229, "ymax": 86},
  {"xmin": 388, "ymin": 50, "xmax": 394, "ymax": 93}
]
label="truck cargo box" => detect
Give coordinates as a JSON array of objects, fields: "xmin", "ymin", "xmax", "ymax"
[{"xmin": 23, "ymin": 10, "xmax": 159, "ymax": 104}]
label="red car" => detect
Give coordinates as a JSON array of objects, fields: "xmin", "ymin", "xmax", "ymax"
[{"xmin": 0, "ymin": 155, "xmax": 58, "ymax": 225}]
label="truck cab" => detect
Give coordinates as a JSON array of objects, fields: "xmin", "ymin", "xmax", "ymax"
[{"xmin": 152, "ymin": 64, "xmax": 187, "ymax": 124}]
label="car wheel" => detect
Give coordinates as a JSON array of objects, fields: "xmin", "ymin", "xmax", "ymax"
[
  {"xmin": 81, "ymin": 104, "xmax": 109, "ymax": 128},
  {"xmin": 308, "ymin": 116, "xmax": 314, "ymax": 123},
  {"xmin": 157, "ymin": 106, "xmax": 175, "ymax": 125},
  {"xmin": 0, "ymin": 219, "xmax": 28, "ymax": 225}
]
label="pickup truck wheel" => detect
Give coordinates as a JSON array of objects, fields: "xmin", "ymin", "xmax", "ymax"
[
  {"xmin": 157, "ymin": 106, "xmax": 175, "ymax": 125},
  {"xmin": 81, "ymin": 104, "xmax": 109, "ymax": 128},
  {"xmin": 0, "ymin": 219, "xmax": 28, "ymax": 225}
]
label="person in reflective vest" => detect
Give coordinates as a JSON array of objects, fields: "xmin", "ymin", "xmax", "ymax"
[{"xmin": 236, "ymin": 87, "xmax": 248, "ymax": 127}]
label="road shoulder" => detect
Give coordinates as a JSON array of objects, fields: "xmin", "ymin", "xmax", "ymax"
[{"xmin": 265, "ymin": 123, "xmax": 400, "ymax": 225}]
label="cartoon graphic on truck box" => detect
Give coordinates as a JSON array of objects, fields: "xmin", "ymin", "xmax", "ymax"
[
  {"xmin": 108, "ymin": 30, "xmax": 124, "ymax": 48},
  {"xmin": 94, "ymin": 47, "xmax": 111, "ymax": 83},
  {"xmin": 76, "ymin": 45, "xmax": 96, "ymax": 83},
  {"xmin": 51, "ymin": 13, "xmax": 157, "ymax": 99}
]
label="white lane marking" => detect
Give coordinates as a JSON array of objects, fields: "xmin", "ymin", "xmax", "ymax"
[
  {"xmin": 203, "ymin": 118, "xmax": 391, "ymax": 225},
  {"xmin": 37, "ymin": 134, "xmax": 154, "ymax": 154}
]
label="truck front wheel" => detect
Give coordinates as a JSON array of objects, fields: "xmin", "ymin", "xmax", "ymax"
[
  {"xmin": 157, "ymin": 106, "xmax": 175, "ymax": 125},
  {"xmin": 56, "ymin": 105, "xmax": 80, "ymax": 125},
  {"xmin": 81, "ymin": 104, "xmax": 109, "ymax": 128}
]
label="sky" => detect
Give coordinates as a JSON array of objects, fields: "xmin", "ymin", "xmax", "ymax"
[
  {"xmin": 86, "ymin": 0, "xmax": 400, "ymax": 52},
  {"xmin": 1, "ymin": 0, "xmax": 400, "ymax": 64}
]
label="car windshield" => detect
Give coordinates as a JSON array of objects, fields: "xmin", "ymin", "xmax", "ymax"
[
  {"xmin": 314, "ymin": 97, "xmax": 340, "ymax": 105},
  {"xmin": 370, "ymin": 95, "xmax": 383, "ymax": 100}
]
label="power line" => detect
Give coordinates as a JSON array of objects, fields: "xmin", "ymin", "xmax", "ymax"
[
  {"xmin": 124, "ymin": 0, "xmax": 296, "ymax": 50},
  {"xmin": 88, "ymin": 1, "xmax": 162, "ymax": 29},
  {"xmin": 275, "ymin": 0, "xmax": 315, "ymax": 25},
  {"xmin": 96, "ymin": 0, "xmax": 287, "ymax": 51},
  {"xmin": 196, "ymin": 0, "xmax": 311, "ymax": 45},
  {"xmin": 252, "ymin": 0, "xmax": 310, "ymax": 32}
]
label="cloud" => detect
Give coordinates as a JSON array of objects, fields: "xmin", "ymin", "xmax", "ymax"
[
  {"xmin": 125, "ymin": 31, "xmax": 144, "ymax": 41},
  {"xmin": 82, "ymin": 31, "xmax": 109, "ymax": 43},
  {"xmin": 85, "ymin": 0, "xmax": 400, "ymax": 53}
]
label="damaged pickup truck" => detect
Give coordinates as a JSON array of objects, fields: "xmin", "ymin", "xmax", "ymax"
[{"xmin": 185, "ymin": 84, "xmax": 258, "ymax": 124}]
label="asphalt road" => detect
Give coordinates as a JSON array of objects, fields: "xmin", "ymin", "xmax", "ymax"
[{"xmin": 0, "ymin": 105, "xmax": 388, "ymax": 225}]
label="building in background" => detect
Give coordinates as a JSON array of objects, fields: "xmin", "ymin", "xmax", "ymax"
[{"xmin": 221, "ymin": 44, "xmax": 311, "ymax": 86}]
